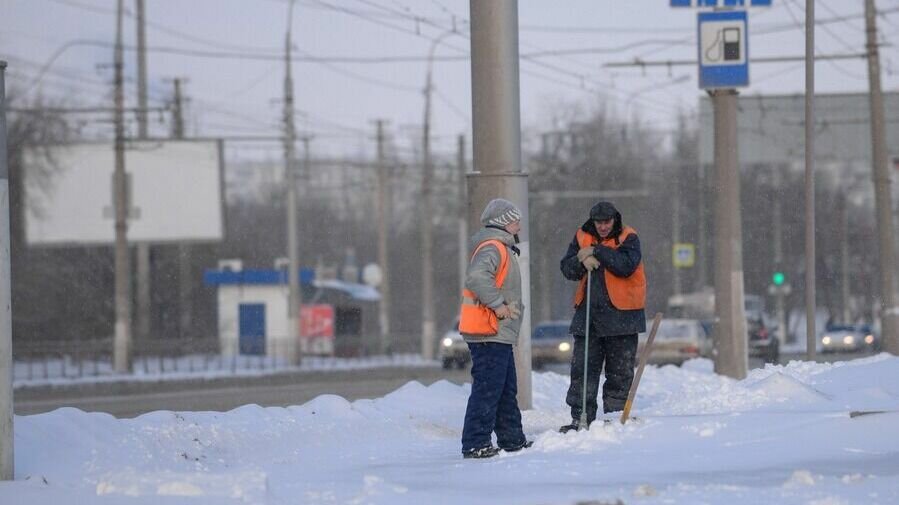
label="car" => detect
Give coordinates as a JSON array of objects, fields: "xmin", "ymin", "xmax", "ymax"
[
  {"xmin": 820, "ymin": 324, "xmax": 878, "ymax": 353},
  {"xmin": 639, "ymin": 318, "xmax": 713, "ymax": 366},
  {"xmin": 530, "ymin": 321, "xmax": 573, "ymax": 369},
  {"xmin": 438, "ymin": 320, "xmax": 470, "ymax": 369},
  {"xmin": 747, "ymin": 317, "xmax": 779, "ymax": 363}
]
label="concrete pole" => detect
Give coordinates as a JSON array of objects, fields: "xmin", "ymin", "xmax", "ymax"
[
  {"xmin": 171, "ymin": 78, "xmax": 184, "ymax": 139},
  {"xmin": 375, "ymin": 120, "xmax": 392, "ymax": 353},
  {"xmin": 113, "ymin": 0, "xmax": 133, "ymax": 373},
  {"xmin": 457, "ymin": 134, "xmax": 468, "ymax": 299},
  {"xmin": 865, "ymin": 0, "xmax": 899, "ymax": 353},
  {"xmin": 469, "ymin": 0, "xmax": 532, "ymax": 408},
  {"xmin": 711, "ymin": 89, "xmax": 747, "ymax": 380},
  {"xmin": 134, "ymin": 0, "xmax": 151, "ymax": 343},
  {"xmin": 841, "ymin": 193, "xmax": 852, "ymax": 324},
  {"xmin": 672, "ymin": 163, "xmax": 682, "ymax": 296},
  {"xmin": 772, "ymin": 166, "xmax": 787, "ymax": 343},
  {"xmin": 0, "ymin": 60, "xmax": 15, "ymax": 480},
  {"xmin": 135, "ymin": 0, "xmax": 148, "ymax": 139},
  {"xmin": 283, "ymin": 0, "xmax": 301, "ymax": 365},
  {"xmin": 171, "ymin": 78, "xmax": 192, "ymax": 340},
  {"xmin": 805, "ymin": 0, "xmax": 818, "ymax": 360},
  {"xmin": 697, "ymin": 163, "xmax": 708, "ymax": 289}
]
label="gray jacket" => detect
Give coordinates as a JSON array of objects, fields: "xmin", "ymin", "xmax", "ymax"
[{"xmin": 461, "ymin": 227, "xmax": 522, "ymax": 345}]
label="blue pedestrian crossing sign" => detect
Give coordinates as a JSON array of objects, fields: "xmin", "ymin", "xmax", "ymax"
[
  {"xmin": 698, "ymin": 10, "xmax": 749, "ymax": 89},
  {"xmin": 673, "ymin": 243, "xmax": 696, "ymax": 268}
]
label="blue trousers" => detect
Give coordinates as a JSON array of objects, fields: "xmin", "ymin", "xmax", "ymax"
[{"xmin": 461, "ymin": 342, "xmax": 526, "ymax": 452}]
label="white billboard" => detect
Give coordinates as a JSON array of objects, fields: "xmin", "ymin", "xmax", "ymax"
[{"xmin": 24, "ymin": 140, "xmax": 224, "ymax": 245}]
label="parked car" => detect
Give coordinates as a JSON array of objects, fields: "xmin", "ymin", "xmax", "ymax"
[
  {"xmin": 747, "ymin": 317, "xmax": 779, "ymax": 363},
  {"xmin": 530, "ymin": 321, "xmax": 573, "ymax": 369},
  {"xmin": 820, "ymin": 323, "xmax": 878, "ymax": 353},
  {"xmin": 639, "ymin": 318, "xmax": 713, "ymax": 366},
  {"xmin": 438, "ymin": 320, "xmax": 470, "ymax": 369}
]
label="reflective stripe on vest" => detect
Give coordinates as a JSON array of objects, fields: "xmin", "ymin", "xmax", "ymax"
[
  {"xmin": 573, "ymin": 226, "xmax": 646, "ymax": 310},
  {"xmin": 458, "ymin": 239, "xmax": 510, "ymax": 336}
]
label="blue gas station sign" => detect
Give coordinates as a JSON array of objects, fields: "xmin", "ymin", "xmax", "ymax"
[
  {"xmin": 697, "ymin": 10, "xmax": 749, "ymax": 88},
  {"xmin": 671, "ymin": 0, "xmax": 771, "ymax": 6}
]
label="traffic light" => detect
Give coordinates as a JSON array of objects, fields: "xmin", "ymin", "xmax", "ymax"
[{"xmin": 772, "ymin": 271, "xmax": 786, "ymax": 286}]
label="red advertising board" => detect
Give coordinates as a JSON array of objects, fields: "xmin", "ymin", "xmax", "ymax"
[{"xmin": 300, "ymin": 304, "xmax": 335, "ymax": 339}]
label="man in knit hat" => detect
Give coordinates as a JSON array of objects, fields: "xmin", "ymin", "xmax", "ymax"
[
  {"xmin": 458, "ymin": 198, "xmax": 532, "ymax": 458},
  {"xmin": 559, "ymin": 201, "xmax": 647, "ymax": 432}
]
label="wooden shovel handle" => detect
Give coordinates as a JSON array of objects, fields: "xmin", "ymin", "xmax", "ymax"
[{"xmin": 620, "ymin": 312, "xmax": 663, "ymax": 425}]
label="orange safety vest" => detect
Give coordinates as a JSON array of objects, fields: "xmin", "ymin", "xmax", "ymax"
[
  {"xmin": 573, "ymin": 226, "xmax": 646, "ymax": 310},
  {"xmin": 458, "ymin": 239, "xmax": 510, "ymax": 336}
]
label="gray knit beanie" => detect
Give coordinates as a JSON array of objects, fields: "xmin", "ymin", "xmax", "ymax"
[{"xmin": 480, "ymin": 198, "xmax": 522, "ymax": 227}]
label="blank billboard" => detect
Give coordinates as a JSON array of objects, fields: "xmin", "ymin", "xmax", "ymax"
[{"xmin": 24, "ymin": 140, "xmax": 224, "ymax": 245}]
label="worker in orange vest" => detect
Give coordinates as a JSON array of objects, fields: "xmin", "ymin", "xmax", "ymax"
[
  {"xmin": 559, "ymin": 201, "xmax": 647, "ymax": 433},
  {"xmin": 459, "ymin": 198, "xmax": 532, "ymax": 458}
]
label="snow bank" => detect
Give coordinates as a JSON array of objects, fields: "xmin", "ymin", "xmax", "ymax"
[{"xmin": 4, "ymin": 354, "xmax": 898, "ymax": 505}]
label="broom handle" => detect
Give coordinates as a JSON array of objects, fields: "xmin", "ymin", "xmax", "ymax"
[{"xmin": 620, "ymin": 312, "xmax": 663, "ymax": 425}]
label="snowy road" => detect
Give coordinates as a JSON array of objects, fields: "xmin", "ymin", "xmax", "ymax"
[{"xmin": 14, "ymin": 366, "xmax": 471, "ymax": 418}]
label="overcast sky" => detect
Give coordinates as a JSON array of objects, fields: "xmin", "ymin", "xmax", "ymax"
[{"xmin": 3, "ymin": 0, "xmax": 898, "ymax": 162}]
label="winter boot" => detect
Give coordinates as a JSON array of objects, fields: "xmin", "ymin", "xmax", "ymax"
[
  {"xmin": 463, "ymin": 446, "xmax": 501, "ymax": 459},
  {"xmin": 559, "ymin": 419, "xmax": 586, "ymax": 433},
  {"xmin": 502, "ymin": 440, "xmax": 534, "ymax": 453}
]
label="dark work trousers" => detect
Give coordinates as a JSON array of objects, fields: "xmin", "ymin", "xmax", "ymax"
[
  {"xmin": 565, "ymin": 333, "xmax": 638, "ymax": 423},
  {"xmin": 461, "ymin": 342, "xmax": 526, "ymax": 453}
]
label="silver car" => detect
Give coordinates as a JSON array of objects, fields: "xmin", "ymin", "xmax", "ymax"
[
  {"xmin": 820, "ymin": 324, "xmax": 878, "ymax": 353},
  {"xmin": 639, "ymin": 318, "xmax": 713, "ymax": 366},
  {"xmin": 438, "ymin": 320, "xmax": 470, "ymax": 369}
]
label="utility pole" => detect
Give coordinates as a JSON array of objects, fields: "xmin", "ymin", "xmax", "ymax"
[
  {"xmin": 113, "ymin": 0, "xmax": 132, "ymax": 373},
  {"xmin": 170, "ymin": 78, "xmax": 192, "ymax": 340},
  {"xmin": 840, "ymin": 192, "xmax": 851, "ymax": 324},
  {"xmin": 135, "ymin": 0, "xmax": 148, "ymax": 139},
  {"xmin": 457, "ymin": 134, "xmax": 468, "ymax": 299},
  {"xmin": 375, "ymin": 120, "xmax": 392, "ymax": 353},
  {"xmin": 772, "ymin": 166, "xmax": 788, "ymax": 344},
  {"xmin": 711, "ymin": 89, "xmax": 747, "ymax": 380},
  {"xmin": 283, "ymin": 0, "xmax": 301, "ymax": 365},
  {"xmin": 171, "ymin": 78, "xmax": 184, "ymax": 139},
  {"xmin": 0, "ymin": 60, "xmax": 15, "ymax": 480},
  {"xmin": 805, "ymin": 0, "xmax": 817, "ymax": 360},
  {"xmin": 469, "ymin": 0, "xmax": 532, "ymax": 408},
  {"xmin": 865, "ymin": 0, "xmax": 899, "ymax": 354},
  {"xmin": 420, "ymin": 39, "xmax": 438, "ymax": 362},
  {"xmin": 672, "ymin": 163, "xmax": 682, "ymax": 296},
  {"xmin": 134, "ymin": 0, "xmax": 151, "ymax": 345}
]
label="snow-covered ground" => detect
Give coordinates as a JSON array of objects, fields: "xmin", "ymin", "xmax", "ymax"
[{"xmin": 3, "ymin": 354, "xmax": 898, "ymax": 504}]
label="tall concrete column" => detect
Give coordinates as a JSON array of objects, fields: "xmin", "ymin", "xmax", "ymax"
[
  {"xmin": 469, "ymin": 0, "xmax": 531, "ymax": 409},
  {"xmin": 711, "ymin": 89, "xmax": 747, "ymax": 380},
  {"xmin": 0, "ymin": 60, "xmax": 15, "ymax": 480},
  {"xmin": 865, "ymin": 0, "xmax": 899, "ymax": 353}
]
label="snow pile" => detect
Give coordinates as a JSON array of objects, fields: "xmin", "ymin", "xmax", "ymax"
[{"xmin": 3, "ymin": 354, "xmax": 898, "ymax": 504}]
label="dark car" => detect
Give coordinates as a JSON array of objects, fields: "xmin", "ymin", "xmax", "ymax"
[
  {"xmin": 747, "ymin": 317, "xmax": 779, "ymax": 363},
  {"xmin": 530, "ymin": 321, "xmax": 573, "ymax": 369}
]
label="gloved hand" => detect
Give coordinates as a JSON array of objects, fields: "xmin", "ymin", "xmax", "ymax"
[
  {"xmin": 507, "ymin": 301, "xmax": 522, "ymax": 320},
  {"xmin": 583, "ymin": 256, "xmax": 600, "ymax": 271},
  {"xmin": 494, "ymin": 304, "xmax": 512, "ymax": 320},
  {"xmin": 576, "ymin": 246, "xmax": 595, "ymax": 263}
]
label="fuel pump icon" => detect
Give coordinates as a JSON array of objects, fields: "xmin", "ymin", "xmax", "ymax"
[
  {"xmin": 704, "ymin": 26, "xmax": 742, "ymax": 63},
  {"xmin": 723, "ymin": 28, "xmax": 741, "ymax": 61}
]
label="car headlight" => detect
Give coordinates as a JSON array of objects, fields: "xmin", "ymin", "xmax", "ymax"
[
  {"xmin": 558, "ymin": 342, "xmax": 571, "ymax": 352},
  {"xmin": 865, "ymin": 334, "xmax": 875, "ymax": 345},
  {"xmin": 843, "ymin": 335, "xmax": 855, "ymax": 345},
  {"xmin": 442, "ymin": 337, "xmax": 454, "ymax": 347},
  {"xmin": 822, "ymin": 336, "xmax": 831, "ymax": 345}
]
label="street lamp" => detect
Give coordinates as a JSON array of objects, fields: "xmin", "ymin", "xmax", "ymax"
[{"xmin": 421, "ymin": 29, "xmax": 459, "ymax": 361}]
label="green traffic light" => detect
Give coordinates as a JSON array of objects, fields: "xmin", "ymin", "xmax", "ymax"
[{"xmin": 772, "ymin": 272, "xmax": 785, "ymax": 286}]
